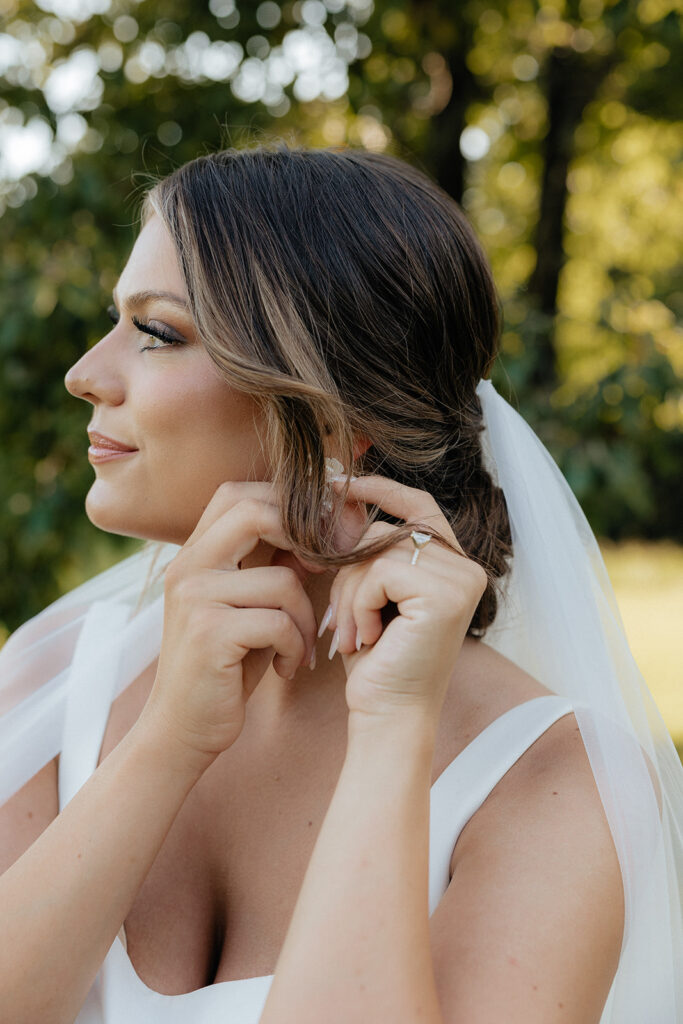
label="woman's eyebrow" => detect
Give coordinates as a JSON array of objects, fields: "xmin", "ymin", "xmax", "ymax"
[{"xmin": 111, "ymin": 287, "xmax": 190, "ymax": 310}]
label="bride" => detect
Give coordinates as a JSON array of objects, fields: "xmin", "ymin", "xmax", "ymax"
[{"xmin": 0, "ymin": 143, "xmax": 680, "ymax": 1024}]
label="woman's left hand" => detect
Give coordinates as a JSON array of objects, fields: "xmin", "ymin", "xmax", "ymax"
[{"xmin": 323, "ymin": 474, "xmax": 488, "ymax": 724}]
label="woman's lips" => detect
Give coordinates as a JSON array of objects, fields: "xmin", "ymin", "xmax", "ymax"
[
  {"xmin": 87, "ymin": 430, "xmax": 138, "ymax": 463},
  {"xmin": 88, "ymin": 446, "xmax": 137, "ymax": 463}
]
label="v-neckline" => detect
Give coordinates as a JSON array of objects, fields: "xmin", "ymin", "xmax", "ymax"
[
  {"xmin": 113, "ymin": 766, "xmax": 450, "ymax": 1001},
  {"xmin": 111, "ymin": 695, "xmax": 573, "ymax": 1001}
]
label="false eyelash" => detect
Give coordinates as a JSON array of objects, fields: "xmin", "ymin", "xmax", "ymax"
[
  {"xmin": 131, "ymin": 315, "xmax": 183, "ymax": 346},
  {"xmin": 105, "ymin": 304, "xmax": 184, "ymax": 347}
]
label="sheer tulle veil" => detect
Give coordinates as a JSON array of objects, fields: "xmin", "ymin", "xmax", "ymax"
[{"xmin": 0, "ymin": 377, "xmax": 681, "ymax": 1021}]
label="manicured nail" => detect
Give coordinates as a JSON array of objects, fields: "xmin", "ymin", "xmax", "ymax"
[
  {"xmin": 355, "ymin": 627, "xmax": 362, "ymax": 651},
  {"xmin": 309, "ymin": 646, "xmax": 317, "ymax": 671},
  {"xmin": 328, "ymin": 627, "xmax": 340, "ymax": 660},
  {"xmin": 317, "ymin": 604, "xmax": 333, "ymax": 638},
  {"xmin": 329, "ymin": 475, "xmax": 358, "ymax": 484}
]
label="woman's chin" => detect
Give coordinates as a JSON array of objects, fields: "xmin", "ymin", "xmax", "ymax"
[{"xmin": 84, "ymin": 493, "xmax": 188, "ymax": 546}]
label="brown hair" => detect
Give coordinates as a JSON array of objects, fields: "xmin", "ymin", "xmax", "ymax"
[{"xmin": 141, "ymin": 143, "xmax": 512, "ymax": 638}]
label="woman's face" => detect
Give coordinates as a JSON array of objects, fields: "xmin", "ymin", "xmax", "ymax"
[{"xmin": 64, "ymin": 214, "xmax": 269, "ymax": 545}]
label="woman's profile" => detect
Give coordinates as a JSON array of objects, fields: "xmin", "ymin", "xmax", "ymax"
[{"xmin": 0, "ymin": 143, "xmax": 681, "ymax": 1024}]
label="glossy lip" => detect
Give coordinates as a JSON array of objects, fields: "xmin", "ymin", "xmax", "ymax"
[
  {"xmin": 87, "ymin": 430, "xmax": 138, "ymax": 452},
  {"xmin": 88, "ymin": 447, "xmax": 137, "ymax": 464},
  {"xmin": 87, "ymin": 429, "xmax": 138, "ymax": 463}
]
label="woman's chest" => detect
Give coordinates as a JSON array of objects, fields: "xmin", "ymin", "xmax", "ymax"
[
  {"xmin": 97, "ymin": 670, "xmax": 351, "ymax": 994},
  {"xmin": 92, "ymin": 640, "xmax": 533, "ymax": 996},
  {"xmin": 119, "ymin": 767, "xmax": 342, "ymax": 994}
]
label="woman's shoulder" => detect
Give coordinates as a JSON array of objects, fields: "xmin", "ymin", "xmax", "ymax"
[
  {"xmin": 439, "ymin": 638, "xmax": 617, "ymax": 879},
  {"xmin": 450, "ymin": 635, "xmax": 555, "ymax": 715},
  {"xmin": 430, "ymin": 641, "xmax": 624, "ymax": 1021},
  {"xmin": 433, "ymin": 636, "xmax": 557, "ymax": 777}
]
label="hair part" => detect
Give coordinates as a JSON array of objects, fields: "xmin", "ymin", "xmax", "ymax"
[{"xmin": 141, "ymin": 142, "xmax": 512, "ymax": 638}]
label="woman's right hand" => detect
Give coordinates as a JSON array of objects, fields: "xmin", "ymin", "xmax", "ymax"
[{"xmin": 138, "ymin": 480, "xmax": 326, "ymax": 774}]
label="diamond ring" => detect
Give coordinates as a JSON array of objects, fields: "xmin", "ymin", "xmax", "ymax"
[{"xmin": 409, "ymin": 530, "xmax": 432, "ymax": 565}]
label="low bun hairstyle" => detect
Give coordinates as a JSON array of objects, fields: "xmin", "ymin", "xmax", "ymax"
[{"xmin": 142, "ymin": 143, "xmax": 512, "ymax": 639}]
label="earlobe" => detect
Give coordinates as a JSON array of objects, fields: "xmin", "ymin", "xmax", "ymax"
[{"xmin": 322, "ymin": 435, "xmax": 372, "ymax": 474}]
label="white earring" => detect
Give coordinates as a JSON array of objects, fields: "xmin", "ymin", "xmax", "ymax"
[
  {"xmin": 322, "ymin": 457, "xmax": 346, "ymax": 513},
  {"xmin": 324, "ymin": 456, "xmax": 346, "ymax": 480}
]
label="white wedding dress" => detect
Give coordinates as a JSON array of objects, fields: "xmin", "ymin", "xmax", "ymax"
[
  {"xmin": 55, "ymin": 589, "xmax": 576, "ymax": 1022},
  {"xmin": 2, "ymin": 372, "xmax": 682, "ymax": 1022}
]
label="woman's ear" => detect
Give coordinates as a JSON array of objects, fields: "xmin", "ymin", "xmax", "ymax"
[
  {"xmin": 352, "ymin": 435, "xmax": 372, "ymax": 463},
  {"xmin": 324, "ymin": 434, "xmax": 372, "ymax": 470}
]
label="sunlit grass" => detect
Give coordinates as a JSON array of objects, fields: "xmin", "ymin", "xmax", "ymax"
[{"xmin": 598, "ymin": 538, "xmax": 683, "ymax": 761}]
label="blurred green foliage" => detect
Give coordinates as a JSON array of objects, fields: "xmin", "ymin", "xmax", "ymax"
[{"xmin": 0, "ymin": 0, "xmax": 681, "ymax": 635}]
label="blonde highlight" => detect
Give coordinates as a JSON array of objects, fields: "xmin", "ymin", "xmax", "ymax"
[{"xmin": 141, "ymin": 142, "xmax": 512, "ymax": 638}]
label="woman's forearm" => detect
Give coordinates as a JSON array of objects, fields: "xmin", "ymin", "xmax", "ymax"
[
  {"xmin": 0, "ymin": 713, "xmax": 205, "ymax": 1024},
  {"xmin": 262, "ymin": 711, "xmax": 444, "ymax": 1024}
]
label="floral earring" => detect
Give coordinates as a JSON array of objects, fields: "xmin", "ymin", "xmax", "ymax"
[
  {"xmin": 306, "ymin": 457, "xmax": 357, "ymax": 516},
  {"xmin": 322, "ymin": 457, "xmax": 346, "ymax": 514}
]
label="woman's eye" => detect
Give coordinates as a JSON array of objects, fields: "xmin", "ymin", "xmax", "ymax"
[
  {"xmin": 104, "ymin": 304, "xmax": 184, "ymax": 350},
  {"xmin": 132, "ymin": 315, "xmax": 185, "ymax": 350}
]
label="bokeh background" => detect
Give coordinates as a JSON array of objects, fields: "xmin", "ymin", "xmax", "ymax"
[{"xmin": 1, "ymin": 0, "xmax": 681, "ymax": 754}]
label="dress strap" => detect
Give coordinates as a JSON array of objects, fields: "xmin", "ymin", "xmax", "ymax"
[
  {"xmin": 428, "ymin": 695, "xmax": 575, "ymax": 914},
  {"xmin": 58, "ymin": 600, "xmax": 131, "ymax": 811}
]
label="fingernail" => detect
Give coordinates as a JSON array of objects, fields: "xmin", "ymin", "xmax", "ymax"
[
  {"xmin": 317, "ymin": 604, "xmax": 333, "ymax": 638},
  {"xmin": 328, "ymin": 627, "xmax": 339, "ymax": 660},
  {"xmin": 309, "ymin": 646, "xmax": 317, "ymax": 671},
  {"xmin": 329, "ymin": 475, "xmax": 358, "ymax": 484},
  {"xmin": 355, "ymin": 627, "xmax": 362, "ymax": 651}
]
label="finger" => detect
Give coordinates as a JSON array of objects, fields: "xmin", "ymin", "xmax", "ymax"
[
  {"xmin": 352, "ymin": 555, "xmax": 431, "ymax": 625},
  {"xmin": 323, "ymin": 520, "xmax": 393, "ymax": 630},
  {"xmin": 353, "ymin": 554, "xmax": 484, "ymax": 638},
  {"xmin": 327, "ymin": 562, "xmax": 366, "ymax": 658},
  {"xmin": 326, "ymin": 521, "xmax": 397, "ymax": 654},
  {"xmin": 201, "ymin": 565, "xmax": 318, "ymax": 668},
  {"xmin": 331, "ymin": 475, "xmax": 462, "ymax": 553},
  {"xmin": 189, "ymin": 498, "xmax": 320, "ymax": 575},
  {"xmin": 350, "ymin": 556, "xmax": 415, "ymax": 655},
  {"xmin": 185, "ymin": 480, "xmax": 280, "ymax": 549},
  {"xmin": 329, "ymin": 486, "xmax": 372, "ymax": 556},
  {"xmin": 226, "ymin": 607, "xmax": 308, "ymax": 689}
]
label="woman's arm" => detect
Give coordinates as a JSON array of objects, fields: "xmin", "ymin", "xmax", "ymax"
[
  {"xmin": 262, "ymin": 710, "xmax": 442, "ymax": 1023},
  {"xmin": 0, "ymin": 715, "xmax": 205, "ymax": 1024},
  {"xmin": 262, "ymin": 709, "xmax": 624, "ymax": 1024},
  {"xmin": 263, "ymin": 474, "xmax": 624, "ymax": 1023},
  {"xmin": 0, "ymin": 480, "xmax": 321, "ymax": 1024},
  {"xmin": 430, "ymin": 711, "xmax": 624, "ymax": 1022}
]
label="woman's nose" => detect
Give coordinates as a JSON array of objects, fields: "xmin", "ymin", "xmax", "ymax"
[{"xmin": 64, "ymin": 344, "xmax": 125, "ymax": 405}]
